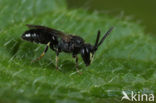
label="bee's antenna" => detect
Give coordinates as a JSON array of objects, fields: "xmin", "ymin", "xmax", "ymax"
[
  {"xmin": 97, "ymin": 27, "xmax": 113, "ymax": 47},
  {"xmin": 93, "ymin": 30, "xmax": 101, "ymax": 51}
]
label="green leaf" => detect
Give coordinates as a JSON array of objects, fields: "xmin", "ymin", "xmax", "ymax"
[{"xmin": 0, "ymin": 0, "xmax": 156, "ymax": 102}]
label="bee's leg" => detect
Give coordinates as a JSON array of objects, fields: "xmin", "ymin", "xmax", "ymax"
[
  {"xmin": 73, "ymin": 55, "xmax": 81, "ymax": 74},
  {"xmin": 75, "ymin": 56, "xmax": 79, "ymax": 72},
  {"xmin": 31, "ymin": 42, "xmax": 50, "ymax": 63},
  {"xmin": 55, "ymin": 51, "xmax": 59, "ymax": 70}
]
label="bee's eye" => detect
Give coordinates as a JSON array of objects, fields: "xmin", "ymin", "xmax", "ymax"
[
  {"xmin": 86, "ymin": 48, "xmax": 89, "ymax": 53},
  {"xmin": 82, "ymin": 49, "xmax": 85, "ymax": 54},
  {"xmin": 52, "ymin": 36, "xmax": 55, "ymax": 40}
]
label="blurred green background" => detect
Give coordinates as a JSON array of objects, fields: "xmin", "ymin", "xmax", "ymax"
[{"xmin": 67, "ymin": 0, "xmax": 156, "ymax": 34}]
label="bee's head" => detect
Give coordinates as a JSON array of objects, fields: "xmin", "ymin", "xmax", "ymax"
[
  {"xmin": 80, "ymin": 44, "xmax": 94, "ymax": 66},
  {"xmin": 81, "ymin": 27, "xmax": 113, "ymax": 66}
]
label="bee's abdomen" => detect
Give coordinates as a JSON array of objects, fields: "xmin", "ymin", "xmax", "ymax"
[{"xmin": 21, "ymin": 29, "xmax": 52, "ymax": 44}]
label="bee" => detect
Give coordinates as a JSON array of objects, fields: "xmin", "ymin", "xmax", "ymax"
[{"xmin": 21, "ymin": 24, "xmax": 113, "ymax": 72}]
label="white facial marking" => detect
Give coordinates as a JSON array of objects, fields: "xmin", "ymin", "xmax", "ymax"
[{"xmin": 90, "ymin": 53, "xmax": 94, "ymax": 63}]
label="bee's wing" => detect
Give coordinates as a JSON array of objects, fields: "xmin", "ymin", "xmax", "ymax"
[{"xmin": 26, "ymin": 24, "xmax": 72, "ymax": 42}]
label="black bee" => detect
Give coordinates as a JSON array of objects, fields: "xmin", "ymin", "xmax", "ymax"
[{"xmin": 21, "ymin": 24, "xmax": 113, "ymax": 72}]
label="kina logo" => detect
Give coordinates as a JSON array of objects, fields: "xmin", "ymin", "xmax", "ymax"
[{"xmin": 121, "ymin": 91, "xmax": 154, "ymax": 102}]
